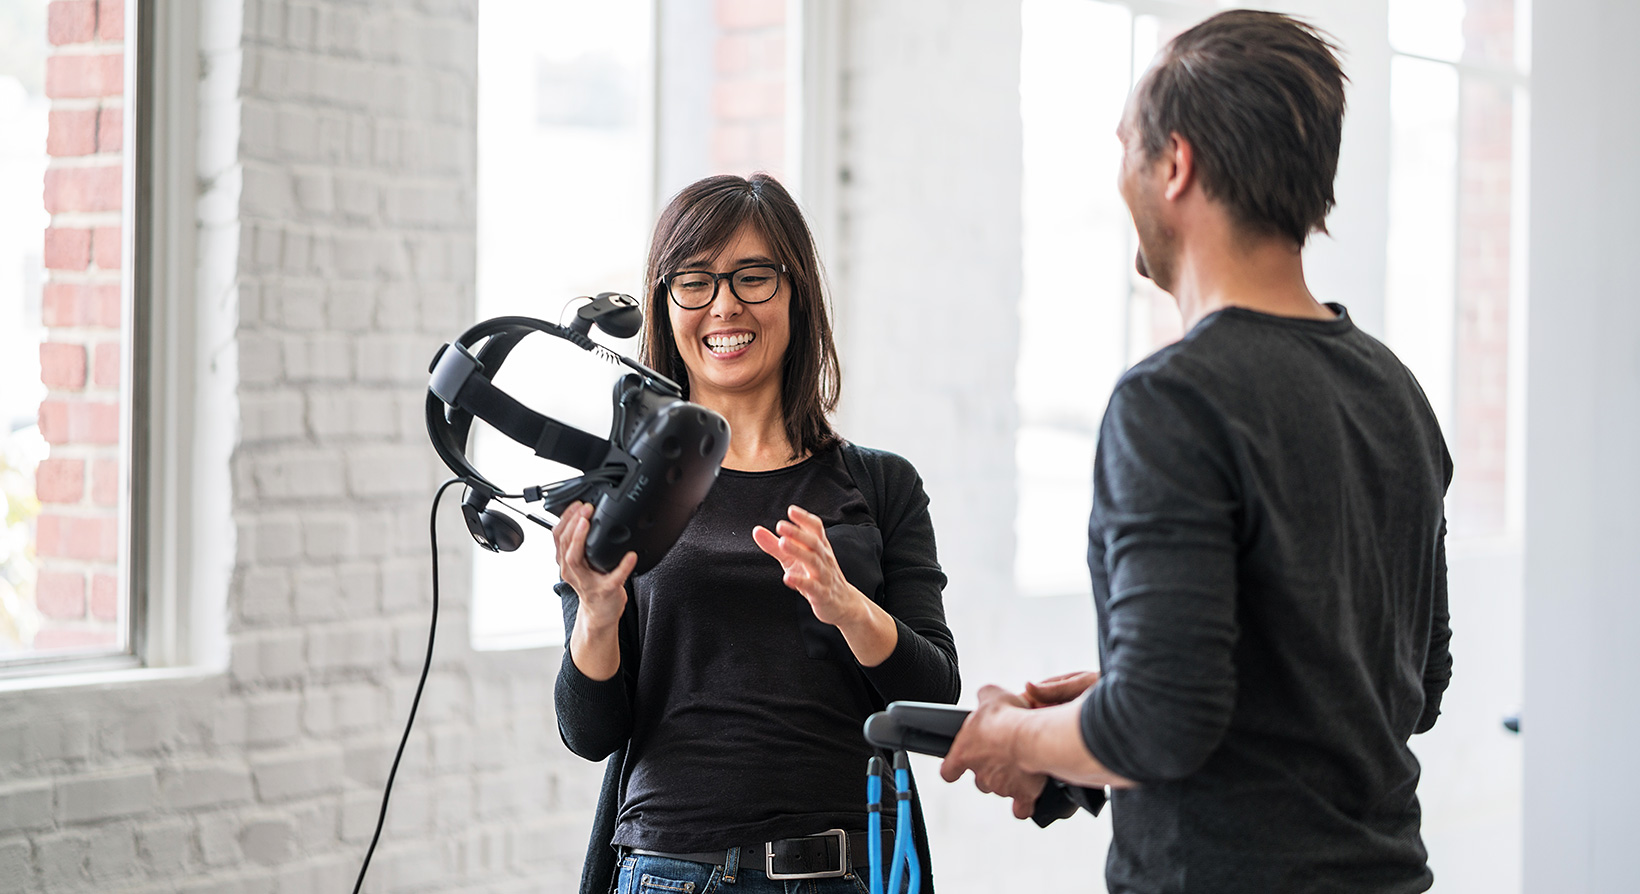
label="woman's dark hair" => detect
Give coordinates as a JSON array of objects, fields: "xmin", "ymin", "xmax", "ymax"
[
  {"xmin": 641, "ymin": 173, "xmax": 841, "ymax": 459},
  {"xmin": 1135, "ymin": 9, "xmax": 1347, "ymax": 245}
]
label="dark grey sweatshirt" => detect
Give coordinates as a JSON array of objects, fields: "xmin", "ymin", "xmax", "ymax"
[{"xmin": 1083, "ymin": 305, "xmax": 1452, "ymax": 894}]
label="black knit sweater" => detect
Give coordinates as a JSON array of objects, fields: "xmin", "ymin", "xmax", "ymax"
[{"xmin": 554, "ymin": 442, "xmax": 959, "ymax": 894}]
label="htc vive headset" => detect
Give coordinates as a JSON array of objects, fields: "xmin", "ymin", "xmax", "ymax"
[{"xmin": 425, "ymin": 294, "xmax": 729, "ymax": 574}]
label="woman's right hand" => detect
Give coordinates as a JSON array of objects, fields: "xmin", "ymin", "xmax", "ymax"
[{"xmin": 555, "ymin": 502, "xmax": 637, "ymax": 633}]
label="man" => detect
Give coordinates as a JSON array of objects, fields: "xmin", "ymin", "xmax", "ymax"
[{"xmin": 941, "ymin": 10, "xmax": 1452, "ymax": 893}]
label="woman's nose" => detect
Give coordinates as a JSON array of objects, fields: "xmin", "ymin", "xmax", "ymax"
[{"xmin": 709, "ymin": 280, "xmax": 742, "ymax": 317}]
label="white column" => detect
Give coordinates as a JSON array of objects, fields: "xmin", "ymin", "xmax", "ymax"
[{"xmin": 1524, "ymin": 1, "xmax": 1640, "ymax": 890}]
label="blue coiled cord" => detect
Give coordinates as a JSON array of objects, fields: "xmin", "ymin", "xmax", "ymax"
[{"xmin": 869, "ymin": 751, "xmax": 920, "ymax": 894}]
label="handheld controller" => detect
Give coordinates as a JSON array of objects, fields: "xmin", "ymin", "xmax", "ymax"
[{"xmin": 863, "ymin": 701, "xmax": 1090, "ymax": 827}]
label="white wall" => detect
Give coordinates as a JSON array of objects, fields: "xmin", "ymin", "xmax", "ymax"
[
  {"xmin": 0, "ymin": 2, "xmax": 600, "ymax": 891},
  {"xmin": 1523, "ymin": 1, "xmax": 1640, "ymax": 890}
]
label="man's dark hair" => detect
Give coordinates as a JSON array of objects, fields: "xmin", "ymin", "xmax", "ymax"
[{"xmin": 1135, "ymin": 9, "xmax": 1347, "ymax": 245}]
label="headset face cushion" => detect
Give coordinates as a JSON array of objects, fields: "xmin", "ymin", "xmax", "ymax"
[{"xmin": 583, "ymin": 400, "xmax": 729, "ymax": 574}]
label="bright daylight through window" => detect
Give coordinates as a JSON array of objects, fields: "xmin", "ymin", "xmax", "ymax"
[
  {"xmin": 1, "ymin": 0, "xmax": 134, "ymax": 671},
  {"xmin": 470, "ymin": 0, "xmax": 655, "ymax": 648}
]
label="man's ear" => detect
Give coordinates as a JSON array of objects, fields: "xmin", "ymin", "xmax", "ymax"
[{"xmin": 1163, "ymin": 132, "xmax": 1195, "ymax": 201}]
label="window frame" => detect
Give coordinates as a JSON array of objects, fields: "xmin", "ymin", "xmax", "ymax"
[{"xmin": 1, "ymin": 0, "xmax": 208, "ymax": 680}]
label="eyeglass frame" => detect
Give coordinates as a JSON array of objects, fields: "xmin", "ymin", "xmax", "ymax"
[{"xmin": 660, "ymin": 263, "xmax": 789, "ymax": 310}]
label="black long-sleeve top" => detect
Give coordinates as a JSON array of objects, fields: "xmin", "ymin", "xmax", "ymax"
[
  {"xmin": 1082, "ymin": 305, "xmax": 1452, "ymax": 894},
  {"xmin": 556, "ymin": 442, "xmax": 958, "ymax": 894}
]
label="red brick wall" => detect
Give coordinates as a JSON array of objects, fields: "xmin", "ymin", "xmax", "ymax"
[
  {"xmin": 32, "ymin": 0, "xmax": 126, "ymax": 652},
  {"xmin": 1452, "ymin": 0, "xmax": 1515, "ymax": 536},
  {"xmin": 712, "ymin": 0, "xmax": 785, "ymax": 174}
]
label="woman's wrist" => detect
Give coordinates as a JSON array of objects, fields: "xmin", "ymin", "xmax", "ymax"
[
  {"xmin": 575, "ymin": 600, "xmax": 622, "ymax": 636},
  {"xmin": 829, "ymin": 583, "xmax": 876, "ymax": 632},
  {"xmin": 833, "ymin": 585, "xmax": 898, "ymax": 667},
  {"xmin": 570, "ymin": 612, "xmax": 621, "ymax": 681}
]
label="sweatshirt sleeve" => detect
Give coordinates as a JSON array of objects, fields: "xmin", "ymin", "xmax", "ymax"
[
  {"xmin": 1415, "ymin": 517, "xmax": 1452, "ymax": 734},
  {"xmin": 1080, "ymin": 374, "xmax": 1241, "ymax": 783},
  {"xmin": 855, "ymin": 451, "xmax": 962, "ymax": 705},
  {"xmin": 553, "ymin": 580, "xmax": 639, "ymax": 761}
]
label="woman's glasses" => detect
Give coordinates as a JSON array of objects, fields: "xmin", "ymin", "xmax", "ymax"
[{"xmin": 662, "ymin": 264, "xmax": 786, "ymax": 310}]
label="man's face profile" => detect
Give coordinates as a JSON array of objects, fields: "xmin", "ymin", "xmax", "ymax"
[{"xmin": 1116, "ymin": 90, "xmax": 1174, "ymax": 293}]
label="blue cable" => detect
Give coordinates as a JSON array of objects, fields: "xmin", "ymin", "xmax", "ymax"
[
  {"xmin": 905, "ymin": 830, "xmax": 922, "ymax": 894},
  {"xmin": 889, "ymin": 751, "xmax": 914, "ymax": 894},
  {"xmin": 867, "ymin": 756, "xmax": 885, "ymax": 894}
]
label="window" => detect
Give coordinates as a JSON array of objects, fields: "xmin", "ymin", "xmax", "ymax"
[
  {"xmin": 470, "ymin": 0, "xmax": 795, "ymax": 648},
  {"xmin": 1386, "ymin": 0, "xmax": 1528, "ymax": 538},
  {"xmin": 1, "ymin": 0, "xmax": 138, "ymax": 671},
  {"xmin": 470, "ymin": 0, "xmax": 657, "ymax": 648},
  {"xmin": 1014, "ymin": 0, "xmax": 1203, "ymax": 598}
]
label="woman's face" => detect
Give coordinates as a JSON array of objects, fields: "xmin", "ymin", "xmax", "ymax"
[{"xmin": 666, "ymin": 223, "xmax": 792, "ymax": 408}]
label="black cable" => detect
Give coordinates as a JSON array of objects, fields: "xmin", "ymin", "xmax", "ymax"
[{"xmin": 352, "ymin": 476, "xmax": 461, "ymax": 894}]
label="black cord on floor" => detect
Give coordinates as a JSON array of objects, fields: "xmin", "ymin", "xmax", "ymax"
[{"xmin": 351, "ymin": 477, "xmax": 461, "ymax": 894}]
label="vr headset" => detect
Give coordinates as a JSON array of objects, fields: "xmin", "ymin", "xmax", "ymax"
[{"xmin": 425, "ymin": 293, "xmax": 729, "ymax": 574}]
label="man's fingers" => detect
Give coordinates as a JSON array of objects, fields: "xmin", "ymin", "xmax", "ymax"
[{"xmin": 1025, "ymin": 671, "xmax": 1100, "ymax": 706}]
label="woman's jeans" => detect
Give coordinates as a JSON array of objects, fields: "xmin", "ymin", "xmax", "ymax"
[{"xmin": 617, "ymin": 850, "xmax": 875, "ymax": 894}]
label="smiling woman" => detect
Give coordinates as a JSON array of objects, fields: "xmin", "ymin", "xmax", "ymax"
[{"xmin": 547, "ymin": 172, "xmax": 961, "ymax": 894}]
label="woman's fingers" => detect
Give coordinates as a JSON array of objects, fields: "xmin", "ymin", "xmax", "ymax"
[{"xmin": 751, "ymin": 525, "xmax": 787, "ymax": 563}]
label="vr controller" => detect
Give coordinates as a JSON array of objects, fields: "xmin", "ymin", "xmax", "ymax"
[
  {"xmin": 863, "ymin": 701, "xmax": 1099, "ymax": 827},
  {"xmin": 425, "ymin": 297, "xmax": 729, "ymax": 574}
]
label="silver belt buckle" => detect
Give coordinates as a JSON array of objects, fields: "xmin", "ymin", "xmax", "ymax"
[{"xmin": 765, "ymin": 828, "xmax": 848, "ymax": 880}]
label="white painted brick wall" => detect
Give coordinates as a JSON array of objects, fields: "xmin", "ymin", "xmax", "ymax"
[{"xmin": 0, "ymin": 1, "xmax": 601, "ymax": 891}]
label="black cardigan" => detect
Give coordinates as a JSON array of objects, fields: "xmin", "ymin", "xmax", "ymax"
[{"xmin": 554, "ymin": 442, "xmax": 959, "ymax": 894}]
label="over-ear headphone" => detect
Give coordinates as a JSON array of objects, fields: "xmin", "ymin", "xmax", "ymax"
[
  {"xmin": 425, "ymin": 295, "xmax": 729, "ymax": 573},
  {"xmin": 460, "ymin": 481, "xmax": 524, "ymax": 553}
]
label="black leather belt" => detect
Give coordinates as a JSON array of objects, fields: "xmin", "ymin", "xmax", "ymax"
[{"xmin": 628, "ymin": 829, "xmax": 888, "ymax": 880}]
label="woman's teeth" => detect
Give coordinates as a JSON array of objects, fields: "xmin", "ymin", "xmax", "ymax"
[{"xmin": 706, "ymin": 333, "xmax": 754, "ymax": 354}]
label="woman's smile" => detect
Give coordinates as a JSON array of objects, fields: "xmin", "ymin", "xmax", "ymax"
[{"xmin": 704, "ymin": 329, "xmax": 756, "ymax": 357}]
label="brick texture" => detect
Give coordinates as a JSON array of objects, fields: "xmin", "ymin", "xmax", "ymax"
[
  {"xmin": 34, "ymin": 39, "xmax": 123, "ymax": 661},
  {"xmin": 8, "ymin": 3, "xmax": 627, "ymax": 892},
  {"xmin": 35, "ymin": 457, "xmax": 86, "ymax": 503},
  {"xmin": 37, "ymin": 27, "xmax": 118, "ymax": 603},
  {"xmin": 1451, "ymin": 0, "xmax": 1516, "ymax": 537},
  {"xmin": 711, "ymin": 0, "xmax": 786, "ymax": 173}
]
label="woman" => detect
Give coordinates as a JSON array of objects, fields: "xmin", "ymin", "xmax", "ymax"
[{"xmin": 553, "ymin": 173, "xmax": 960, "ymax": 894}]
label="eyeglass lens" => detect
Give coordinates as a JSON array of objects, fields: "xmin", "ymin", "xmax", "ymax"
[{"xmin": 668, "ymin": 266, "xmax": 781, "ymax": 309}]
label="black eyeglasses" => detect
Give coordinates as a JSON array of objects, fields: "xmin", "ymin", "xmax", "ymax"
[{"xmin": 661, "ymin": 263, "xmax": 787, "ymax": 310}]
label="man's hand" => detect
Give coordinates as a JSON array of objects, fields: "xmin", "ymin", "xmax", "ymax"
[
  {"xmin": 940, "ymin": 685, "xmax": 1050, "ymax": 820},
  {"xmin": 1024, "ymin": 670, "xmax": 1101, "ymax": 708}
]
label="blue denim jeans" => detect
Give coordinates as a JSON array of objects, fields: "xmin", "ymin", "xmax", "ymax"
[{"xmin": 616, "ymin": 851, "xmax": 874, "ymax": 894}]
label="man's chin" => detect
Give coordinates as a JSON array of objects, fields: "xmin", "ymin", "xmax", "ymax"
[{"xmin": 1135, "ymin": 249, "xmax": 1151, "ymax": 281}]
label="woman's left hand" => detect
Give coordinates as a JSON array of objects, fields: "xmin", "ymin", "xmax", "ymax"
[{"xmin": 752, "ymin": 504, "xmax": 868, "ymax": 627}]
